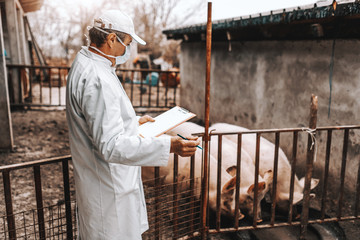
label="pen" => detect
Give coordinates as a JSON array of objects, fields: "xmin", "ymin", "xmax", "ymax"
[{"xmin": 177, "ymin": 134, "xmax": 203, "ymax": 150}]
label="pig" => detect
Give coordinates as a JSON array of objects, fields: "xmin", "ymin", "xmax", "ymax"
[
  {"xmin": 149, "ymin": 122, "xmax": 272, "ymax": 222},
  {"xmin": 209, "ymin": 134, "xmax": 273, "ymax": 222},
  {"xmin": 165, "ymin": 121, "xmax": 205, "ymax": 138},
  {"xmin": 142, "ymin": 145, "xmax": 246, "ymax": 221},
  {"xmin": 209, "ymin": 123, "xmax": 319, "ymax": 210}
]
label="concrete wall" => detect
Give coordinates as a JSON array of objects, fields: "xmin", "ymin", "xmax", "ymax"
[{"xmin": 180, "ymin": 40, "xmax": 360, "ymax": 194}]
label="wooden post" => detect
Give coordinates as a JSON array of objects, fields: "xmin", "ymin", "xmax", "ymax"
[
  {"xmin": 201, "ymin": 2, "xmax": 212, "ymax": 240},
  {"xmin": 300, "ymin": 94, "xmax": 318, "ymax": 239},
  {"xmin": 5, "ymin": 0, "xmax": 22, "ymax": 103},
  {"xmin": 0, "ymin": 7, "xmax": 13, "ymax": 150}
]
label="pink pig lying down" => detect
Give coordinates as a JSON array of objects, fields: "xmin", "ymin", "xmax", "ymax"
[
  {"xmin": 142, "ymin": 144, "xmax": 246, "ymax": 221},
  {"xmin": 209, "ymin": 123, "xmax": 319, "ymax": 211},
  {"xmin": 209, "ymin": 134, "xmax": 273, "ymax": 222},
  {"xmin": 150, "ymin": 122, "xmax": 272, "ymax": 222}
]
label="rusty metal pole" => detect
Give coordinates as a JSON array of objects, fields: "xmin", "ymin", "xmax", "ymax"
[
  {"xmin": 201, "ymin": 2, "xmax": 212, "ymax": 239},
  {"xmin": 300, "ymin": 94, "xmax": 318, "ymax": 239}
]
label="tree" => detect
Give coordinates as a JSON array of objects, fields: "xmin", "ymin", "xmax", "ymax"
[
  {"xmin": 27, "ymin": 0, "xmax": 205, "ymax": 65},
  {"xmin": 133, "ymin": 0, "xmax": 205, "ymax": 60}
]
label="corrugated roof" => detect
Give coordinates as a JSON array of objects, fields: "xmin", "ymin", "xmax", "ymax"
[
  {"xmin": 163, "ymin": 0, "xmax": 360, "ymax": 41},
  {"xmin": 19, "ymin": 0, "xmax": 44, "ymax": 13}
]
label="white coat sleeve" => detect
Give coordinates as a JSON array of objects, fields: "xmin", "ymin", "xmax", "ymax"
[{"xmin": 80, "ymin": 78, "xmax": 170, "ymax": 166}]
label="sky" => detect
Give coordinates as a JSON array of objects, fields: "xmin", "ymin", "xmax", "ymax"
[
  {"xmin": 69, "ymin": 0, "xmax": 321, "ymax": 26},
  {"xmin": 181, "ymin": 0, "xmax": 320, "ymax": 25}
]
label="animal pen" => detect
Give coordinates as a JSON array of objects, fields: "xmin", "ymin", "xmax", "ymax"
[
  {"xmin": 0, "ymin": 98, "xmax": 359, "ymax": 239},
  {"xmin": 1, "ymin": 2, "xmax": 360, "ymax": 240}
]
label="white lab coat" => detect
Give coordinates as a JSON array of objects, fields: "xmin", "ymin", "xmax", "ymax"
[{"xmin": 66, "ymin": 47, "xmax": 171, "ymax": 239}]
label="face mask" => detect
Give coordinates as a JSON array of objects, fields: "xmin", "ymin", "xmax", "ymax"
[{"xmin": 90, "ymin": 26, "xmax": 131, "ymax": 65}]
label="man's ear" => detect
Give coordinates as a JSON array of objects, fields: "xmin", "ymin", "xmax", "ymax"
[{"xmin": 106, "ymin": 33, "xmax": 117, "ymax": 48}]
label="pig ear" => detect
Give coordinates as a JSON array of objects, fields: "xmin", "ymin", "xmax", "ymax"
[
  {"xmin": 226, "ymin": 166, "xmax": 237, "ymax": 177},
  {"xmin": 222, "ymin": 177, "xmax": 237, "ymax": 195},
  {"xmin": 247, "ymin": 181, "xmax": 266, "ymax": 194}
]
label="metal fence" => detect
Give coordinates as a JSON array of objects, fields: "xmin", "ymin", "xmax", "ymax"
[
  {"xmin": 1, "ymin": 124, "xmax": 359, "ymax": 239},
  {"xmin": 6, "ymin": 64, "xmax": 180, "ymax": 111},
  {"xmin": 0, "ymin": 156, "xmax": 74, "ymax": 239},
  {"xmin": 203, "ymin": 125, "xmax": 360, "ymax": 237}
]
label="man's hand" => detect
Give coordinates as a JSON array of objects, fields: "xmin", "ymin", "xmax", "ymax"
[
  {"xmin": 139, "ymin": 115, "xmax": 155, "ymax": 125},
  {"xmin": 170, "ymin": 136, "xmax": 200, "ymax": 157}
]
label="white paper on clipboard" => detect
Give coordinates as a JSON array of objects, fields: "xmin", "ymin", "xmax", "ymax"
[{"xmin": 138, "ymin": 106, "xmax": 196, "ymax": 138}]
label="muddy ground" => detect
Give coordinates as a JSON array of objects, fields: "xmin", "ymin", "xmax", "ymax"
[{"xmin": 0, "ymin": 110, "xmax": 359, "ymax": 239}]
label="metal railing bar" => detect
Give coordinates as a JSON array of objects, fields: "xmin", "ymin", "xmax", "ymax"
[
  {"xmin": 288, "ymin": 131, "xmax": 298, "ymax": 223},
  {"xmin": 338, "ymin": 129, "xmax": 349, "ymax": 219},
  {"xmin": 22, "ymin": 212, "xmax": 26, "ymax": 238},
  {"xmin": 209, "ymin": 215, "xmax": 360, "ymax": 235},
  {"xmin": 190, "ymin": 154, "xmax": 196, "ymax": 233},
  {"xmin": 48, "ymin": 68, "xmax": 52, "ymax": 106},
  {"xmin": 193, "ymin": 125, "xmax": 360, "ymax": 137},
  {"xmin": 33, "ymin": 166, "xmax": 46, "ymax": 240},
  {"xmin": 234, "ymin": 133, "xmax": 242, "ymax": 229},
  {"xmin": 62, "ymin": 160, "xmax": 73, "ymax": 240},
  {"xmin": 173, "ymin": 154, "xmax": 179, "ymax": 240},
  {"xmin": 58, "ymin": 68, "xmax": 61, "ymax": 106},
  {"xmin": 252, "ymin": 133, "xmax": 261, "ymax": 227},
  {"xmin": 216, "ymin": 135, "xmax": 222, "ymax": 231},
  {"xmin": 32, "ymin": 209, "xmax": 37, "ymax": 240},
  {"xmin": 270, "ymin": 132, "xmax": 280, "ymax": 225},
  {"xmin": 29, "ymin": 68, "xmax": 34, "ymax": 102},
  {"xmin": 355, "ymin": 145, "xmax": 360, "ymax": 217},
  {"xmin": 154, "ymin": 165, "xmax": 160, "ymax": 240},
  {"xmin": 40, "ymin": 70, "xmax": 43, "ymax": 104},
  {"xmin": 148, "ymin": 73, "xmax": 152, "ymax": 107},
  {"xmin": 17, "ymin": 69, "xmax": 22, "ymax": 104},
  {"xmin": 0, "ymin": 155, "xmax": 71, "ymax": 172},
  {"xmin": 2, "ymin": 170, "xmax": 16, "ymax": 240},
  {"xmin": 321, "ymin": 129, "xmax": 332, "ymax": 220},
  {"xmin": 140, "ymin": 71, "xmax": 144, "ymax": 107}
]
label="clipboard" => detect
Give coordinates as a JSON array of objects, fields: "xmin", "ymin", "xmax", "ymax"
[{"xmin": 138, "ymin": 106, "xmax": 196, "ymax": 138}]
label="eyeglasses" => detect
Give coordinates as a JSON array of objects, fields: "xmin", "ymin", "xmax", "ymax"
[{"xmin": 115, "ymin": 35, "xmax": 133, "ymax": 47}]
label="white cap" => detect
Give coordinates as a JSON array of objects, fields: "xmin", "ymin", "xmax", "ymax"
[{"xmin": 94, "ymin": 10, "xmax": 146, "ymax": 45}]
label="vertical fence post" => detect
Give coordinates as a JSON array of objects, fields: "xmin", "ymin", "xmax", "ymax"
[
  {"xmin": 271, "ymin": 132, "xmax": 280, "ymax": 225},
  {"xmin": 33, "ymin": 166, "xmax": 46, "ymax": 239},
  {"xmin": 234, "ymin": 133, "xmax": 242, "ymax": 229},
  {"xmin": 337, "ymin": 129, "xmax": 349, "ymax": 219},
  {"xmin": 3, "ymin": 170, "xmax": 16, "ymax": 240},
  {"xmin": 62, "ymin": 159, "xmax": 73, "ymax": 240},
  {"xmin": 190, "ymin": 154, "xmax": 196, "ymax": 234},
  {"xmin": 201, "ymin": 2, "xmax": 212, "ymax": 239},
  {"xmin": 321, "ymin": 130, "xmax": 332, "ymax": 219},
  {"xmin": 288, "ymin": 131, "xmax": 298, "ymax": 223},
  {"xmin": 155, "ymin": 166, "xmax": 160, "ymax": 240},
  {"xmin": 300, "ymin": 94, "xmax": 318, "ymax": 239},
  {"xmin": 253, "ymin": 133, "xmax": 261, "ymax": 227},
  {"xmin": 148, "ymin": 71, "xmax": 152, "ymax": 107},
  {"xmin": 216, "ymin": 135, "xmax": 222, "ymax": 231},
  {"xmin": 173, "ymin": 154, "xmax": 179, "ymax": 239}
]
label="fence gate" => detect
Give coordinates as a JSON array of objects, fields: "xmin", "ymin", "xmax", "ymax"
[{"xmin": 6, "ymin": 64, "xmax": 180, "ymax": 111}]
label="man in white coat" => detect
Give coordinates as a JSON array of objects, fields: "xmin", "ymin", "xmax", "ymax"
[{"xmin": 66, "ymin": 10, "xmax": 199, "ymax": 239}]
